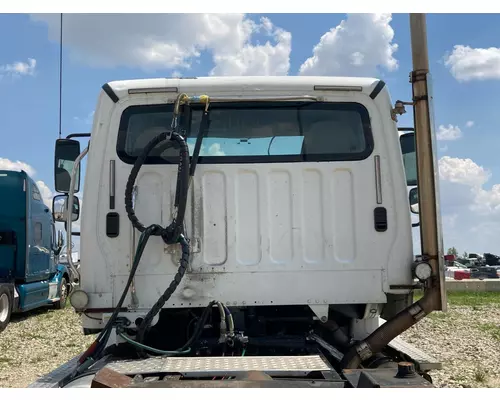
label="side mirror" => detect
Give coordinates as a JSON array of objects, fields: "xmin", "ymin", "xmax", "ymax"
[
  {"xmin": 399, "ymin": 132, "xmax": 417, "ymax": 186},
  {"xmin": 409, "ymin": 187, "xmax": 419, "ymax": 214},
  {"xmin": 54, "ymin": 139, "xmax": 81, "ymax": 194},
  {"xmin": 52, "ymin": 194, "xmax": 80, "ymax": 222}
]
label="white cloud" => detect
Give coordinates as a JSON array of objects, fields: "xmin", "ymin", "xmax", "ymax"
[
  {"xmin": 30, "ymin": 14, "xmax": 291, "ymax": 76},
  {"xmin": 74, "ymin": 111, "xmax": 95, "ymax": 126},
  {"xmin": 0, "ymin": 158, "xmax": 54, "ymax": 208},
  {"xmin": 0, "ymin": 58, "xmax": 36, "ymax": 78},
  {"xmin": 436, "ymin": 124, "xmax": 462, "ymax": 141},
  {"xmin": 210, "ymin": 18, "xmax": 291, "ymax": 76},
  {"xmin": 465, "ymin": 121, "xmax": 474, "ymax": 128},
  {"xmin": 36, "ymin": 180, "xmax": 53, "ymax": 208},
  {"xmin": 0, "ymin": 157, "xmax": 36, "ymax": 176},
  {"xmin": 299, "ymin": 13, "xmax": 398, "ymax": 76},
  {"xmin": 444, "ymin": 45, "xmax": 500, "ymax": 82},
  {"xmin": 439, "ymin": 156, "xmax": 490, "ymax": 187},
  {"xmin": 435, "ymin": 156, "xmax": 500, "ymax": 253}
]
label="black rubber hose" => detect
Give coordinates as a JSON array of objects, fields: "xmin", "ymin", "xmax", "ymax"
[
  {"xmin": 180, "ymin": 301, "xmax": 216, "ymax": 351},
  {"xmin": 189, "ymin": 109, "xmax": 210, "ymax": 177},
  {"xmin": 136, "ymin": 234, "xmax": 190, "ymax": 346},
  {"xmin": 73, "ymin": 226, "xmax": 159, "ymax": 375},
  {"xmin": 122, "ymin": 130, "xmax": 192, "ymax": 353},
  {"xmin": 124, "ymin": 131, "xmax": 190, "ymax": 244}
]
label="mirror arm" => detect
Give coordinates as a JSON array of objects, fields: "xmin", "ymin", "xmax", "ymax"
[{"xmin": 66, "ymin": 146, "xmax": 88, "ymax": 277}]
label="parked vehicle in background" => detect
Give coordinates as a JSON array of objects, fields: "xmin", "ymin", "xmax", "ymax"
[
  {"xmin": 0, "ymin": 170, "xmax": 75, "ymax": 333},
  {"xmin": 483, "ymin": 253, "xmax": 500, "ymax": 266},
  {"xmin": 470, "ymin": 266, "xmax": 500, "ymax": 280},
  {"xmin": 58, "ymin": 246, "xmax": 80, "ymax": 289}
]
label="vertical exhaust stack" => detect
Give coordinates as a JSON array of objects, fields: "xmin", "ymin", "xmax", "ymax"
[
  {"xmin": 409, "ymin": 13, "xmax": 447, "ymax": 312},
  {"xmin": 341, "ymin": 13, "xmax": 446, "ymax": 369}
]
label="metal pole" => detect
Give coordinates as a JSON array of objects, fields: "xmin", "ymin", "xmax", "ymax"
[{"xmin": 409, "ymin": 14, "xmax": 446, "ymax": 311}]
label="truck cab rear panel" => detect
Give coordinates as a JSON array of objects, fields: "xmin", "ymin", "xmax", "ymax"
[{"xmin": 78, "ymin": 76, "xmax": 413, "ymax": 316}]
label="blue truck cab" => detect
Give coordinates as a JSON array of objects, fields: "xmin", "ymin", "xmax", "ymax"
[{"xmin": 0, "ymin": 169, "xmax": 71, "ymax": 333}]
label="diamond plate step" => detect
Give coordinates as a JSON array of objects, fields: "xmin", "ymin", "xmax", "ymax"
[
  {"xmin": 388, "ymin": 337, "xmax": 442, "ymax": 371},
  {"xmin": 106, "ymin": 355, "xmax": 332, "ymax": 378},
  {"xmin": 28, "ymin": 354, "xmax": 81, "ymax": 388}
]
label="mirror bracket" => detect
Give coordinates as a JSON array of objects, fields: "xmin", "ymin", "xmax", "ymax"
[{"xmin": 391, "ymin": 100, "xmax": 413, "ymax": 122}]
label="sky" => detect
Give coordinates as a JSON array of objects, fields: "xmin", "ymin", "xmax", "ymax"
[{"xmin": 2, "ymin": 12, "xmax": 500, "ymax": 256}]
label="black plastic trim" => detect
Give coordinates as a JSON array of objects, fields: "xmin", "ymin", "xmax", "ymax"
[
  {"xmin": 67, "ymin": 133, "xmax": 91, "ymax": 139},
  {"xmin": 369, "ymin": 80, "xmax": 386, "ymax": 100},
  {"xmin": 374, "ymin": 207, "xmax": 388, "ymax": 232},
  {"xmin": 106, "ymin": 212, "xmax": 120, "ymax": 238},
  {"xmin": 102, "ymin": 83, "xmax": 119, "ymax": 103},
  {"xmin": 116, "ymin": 101, "xmax": 375, "ymax": 165}
]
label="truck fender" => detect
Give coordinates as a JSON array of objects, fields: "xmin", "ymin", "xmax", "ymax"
[
  {"xmin": 54, "ymin": 265, "xmax": 70, "ymax": 291},
  {"xmin": 53, "ymin": 265, "xmax": 71, "ymax": 309}
]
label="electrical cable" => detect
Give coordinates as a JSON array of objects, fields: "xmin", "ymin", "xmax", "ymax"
[
  {"xmin": 70, "ymin": 93, "xmax": 211, "ymax": 380},
  {"xmin": 117, "ymin": 331, "xmax": 191, "ymax": 356},
  {"xmin": 118, "ymin": 300, "xmax": 217, "ymax": 356},
  {"xmin": 76, "ymin": 225, "xmax": 160, "ymax": 367},
  {"xmin": 267, "ymin": 136, "xmax": 276, "ymax": 156},
  {"xmin": 222, "ymin": 304, "xmax": 234, "ymax": 335}
]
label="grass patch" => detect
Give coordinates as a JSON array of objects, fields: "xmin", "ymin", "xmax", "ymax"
[
  {"xmin": 478, "ymin": 323, "xmax": 500, "ymax": 342},
  {"xmin": 413, "ymin": 290, "xmax": 500, "ymax": 307},
  {"xmin": 427, "ymin": 312, "xmax": 448, "ymax": 320},
  {"xmin": 474, "ymin": 366, "xmax": 487, "ymax": 383},
  {"xmin": 30, "ymin": 356, "xmax": 45, "ymax": 364},
  {"xmin": 21, "ymin": 332, "xmax": 45, "ymax": 340},
  {"xmin": 447, "ymin": 292, "xmax": 500, "ymax": 307}
]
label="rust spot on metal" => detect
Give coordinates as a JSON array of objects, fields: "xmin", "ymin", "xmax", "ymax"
[
  {"xmin": 241, "ymin": 371, "xmax": 273, "ymax": 381},
  {"xmin": 91, "ymin": 368, "xmax": 133, "ymax": 388}
]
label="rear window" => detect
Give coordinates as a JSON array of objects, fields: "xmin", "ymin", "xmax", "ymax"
[{"xmin": 116, "ymin": 102, "xmax": 374, "ymax": 164}]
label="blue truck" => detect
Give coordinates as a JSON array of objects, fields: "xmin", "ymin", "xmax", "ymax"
[{"xmin": 0, "ymin": 169, "xmax": 72, "ymax": 333}]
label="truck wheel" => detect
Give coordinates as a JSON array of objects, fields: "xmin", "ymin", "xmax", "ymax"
[
  {"xmin": 54, "ymin": 277, "xmax": 68, "ymax": 310},
  {"xmin": 0, "ymin": 286, "xmax": 13, "ymax": 333}
]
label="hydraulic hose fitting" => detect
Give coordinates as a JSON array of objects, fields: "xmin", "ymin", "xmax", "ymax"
[{"xmin": 171, "ymin": 93, "xmax": 190, "ymax": 131}]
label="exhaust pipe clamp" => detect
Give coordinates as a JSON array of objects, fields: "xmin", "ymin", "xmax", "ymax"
[
  {"xmin": 355, "ymin": 341, "xmax": 373, "ymax": 361},
  {"xmin": 408, "ymin": 303, "xmax": 425, "ymax": 321}
]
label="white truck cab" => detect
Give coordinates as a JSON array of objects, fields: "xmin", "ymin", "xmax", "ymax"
[
  {"xmin": 59, "ymin": 76, "xmax": 414, "ymax": 325},
  {"xmin": 46, "ymin": 73, "xmax": 443, "ymax": 388}
]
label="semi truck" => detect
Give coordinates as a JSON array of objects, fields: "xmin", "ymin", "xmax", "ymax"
[
  {"xmin": 0, "ymin": 169, "xmax": 73, "ymax": 333},
  {"xmin": 31, "ymin": 14, "xmax": 447, "ymax": 388}
]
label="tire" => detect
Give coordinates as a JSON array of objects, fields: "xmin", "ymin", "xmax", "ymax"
[
  {"xmin": 54, "ymin": 277, "xmax": 68, "ymax": 310},
  {"xmin": 0, "ymin": 286, "xmax": 13, "ymax": 334}
]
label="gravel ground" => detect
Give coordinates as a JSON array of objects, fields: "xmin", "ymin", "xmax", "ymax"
[
  {"xmin": 0, "ymin": 296, "xmax": 499, "ymax": 388},
  {"xmin": 0, "ymin": 305, "xmax": 94, "ymax": 388},
  {"xmin": 401, "ymin": 302, "xmax": 500, "ymax": 388}
]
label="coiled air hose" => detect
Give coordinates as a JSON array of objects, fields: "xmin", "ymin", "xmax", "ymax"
[
  {"xmin": 126, "ymin": 94, "xmax": 211, "ymax": 350},
  {"xmin": 73, "ymin": 95, "xmax": 210, "ymax": 374},
  {"xmin": 124, "ymin": 130, "xmax": 191, "ymax": 348}
]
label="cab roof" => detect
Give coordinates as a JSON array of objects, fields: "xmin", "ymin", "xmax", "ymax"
[{"xmin": 104, "ymin": 76, "xmax": 385, "ymax": 103}]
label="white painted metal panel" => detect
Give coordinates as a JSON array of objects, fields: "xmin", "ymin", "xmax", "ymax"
[{"xmin": 78, "ymin": 79, "xmax": 414, "ymax": 318}]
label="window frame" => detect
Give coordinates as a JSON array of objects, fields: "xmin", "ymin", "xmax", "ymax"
[
  {"xmin": 116, "ymin": 101, "xmax": 375, "ymax": 165},
  {"xmin": 32, "ymin": 183, "xmax": 42, "ymax": 202},
  {"xmin": 34, "ymin": 222, "xmax": 43, "ymax": 246}
]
